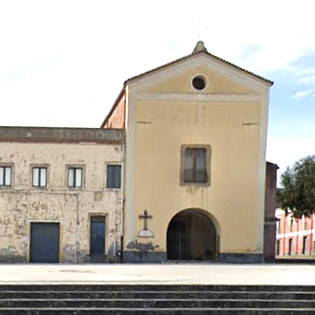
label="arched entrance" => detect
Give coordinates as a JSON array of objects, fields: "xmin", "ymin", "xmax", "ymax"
[{"xmin": 167, "ymin": 209, "xmax": 218, "ymax": 261}]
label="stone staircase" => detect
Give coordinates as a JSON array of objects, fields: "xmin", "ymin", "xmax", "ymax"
[{"xmin": 0, "ymin": 284, "xmax": 314, "ymax": 314}]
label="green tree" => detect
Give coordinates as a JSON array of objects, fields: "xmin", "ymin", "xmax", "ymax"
[{"xmin": 278, "ymin": 155, "xmax": 315, "ymax": 217}]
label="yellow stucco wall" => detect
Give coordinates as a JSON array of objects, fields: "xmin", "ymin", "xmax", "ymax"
[
  {"xmin": 124, "ymin": 55, "xmax": 270, "ymax": 258},
  {"xmin": 145, "ymin": 66, "xmax": 258, "ymax": 95}
]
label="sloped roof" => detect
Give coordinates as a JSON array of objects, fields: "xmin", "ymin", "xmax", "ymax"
[
  {"xmin": 125, "ymin": 41, "xmax": 273, "ymax": 86},
  {"xmin": 101, "ymin": 42, "xmax": 273, "ymax": 128}
]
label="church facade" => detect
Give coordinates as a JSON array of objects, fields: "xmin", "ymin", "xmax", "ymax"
[{"xmin": 0, "ymin": 42, "xmax": 276, "ymax": 263}]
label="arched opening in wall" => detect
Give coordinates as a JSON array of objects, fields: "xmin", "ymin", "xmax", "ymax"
[{"xmin": 167, "ymin": 209, "xmax": 218, "ymax": 261}]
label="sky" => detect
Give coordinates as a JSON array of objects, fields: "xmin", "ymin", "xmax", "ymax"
[{"xmin": 0, "ymin": 0, "xmax": 315, "ymax": 184}]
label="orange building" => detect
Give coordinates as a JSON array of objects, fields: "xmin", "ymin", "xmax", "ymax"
[{"xmin": 276, "ymin": 209, "xmax": 315, "ymax": 257}]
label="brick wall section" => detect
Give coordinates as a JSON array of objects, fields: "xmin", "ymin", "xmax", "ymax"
[{"xmin": 103, "ymin": 94, "xmax": 126, "ymax": 129}]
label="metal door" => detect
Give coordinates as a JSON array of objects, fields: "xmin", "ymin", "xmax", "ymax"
[
  {"xmin": 167, "ymin": 220, "xmax": 191, "ymax": 260},
  {"xmin": 30, "ymin": 223, "xmax": 60, "ymax": 263},
  {"xmin": 90, "ymin": 216, "xmax": 106, "ymax": 257}
]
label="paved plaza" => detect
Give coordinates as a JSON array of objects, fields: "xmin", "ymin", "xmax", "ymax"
[{"xmin": 0, "ymin": 263, "xmax": 314, "ymax": 285}]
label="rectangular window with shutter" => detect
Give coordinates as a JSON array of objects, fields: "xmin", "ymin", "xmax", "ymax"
[
  {"xmin": 181, "ymin": 145, "xmax": 210, "ymax": 186},
  {"xmin": 68, "ymin": 167, "xmax": 83, "ymax": 188},
  {"xmin": 32, "ymin": 167, "xmax": 47, "ymax": 187},
  {"xmin": 106, "ymin": 165, "xmax": 121, "ymax": 189}
]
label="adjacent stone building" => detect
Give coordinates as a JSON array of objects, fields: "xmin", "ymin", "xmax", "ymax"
[
  {"xmin": 0, "ymin": 127, "xmax": 124, "ymax": 263},
  {"xmin": 0, "ymin": 42, "xmax": 277, "ymax": 263}
]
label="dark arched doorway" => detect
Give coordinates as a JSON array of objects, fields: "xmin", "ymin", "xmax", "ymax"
[{"xmin": 167, "ymin": 209, "xmax": 218, "ymax": 261}]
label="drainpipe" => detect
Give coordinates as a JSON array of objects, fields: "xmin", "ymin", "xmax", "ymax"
[
  {"xmin": 113, "ymin": 197, "xmax": 117, "ymax": 260},
  {"xmin": 119, "ymin": 143, "xmax": 125, "ymax": 262},
  {"xmin": 75, "ymin": 194, "xmax": 79, "ymax": 264}
]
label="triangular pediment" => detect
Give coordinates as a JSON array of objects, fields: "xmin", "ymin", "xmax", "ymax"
[{"xmin": 127, "ymin": 53, "xmax": 271, "ymax": 95}]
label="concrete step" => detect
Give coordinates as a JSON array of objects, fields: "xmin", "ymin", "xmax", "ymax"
[
  {"xmin": 0, "ymin": 285, "xmax": 314, "ymax": 291},
  {"xmin": 0, "ymin": 298, "xmax": 314, "ymax": 308},
  {"xmin": 0, "ymin": 290, "xmax": 314, "ymax": 300},
  {"xmin": 0, "ymin": 308, "xmax": 315, "ymax": 314},
  {"xmin": 0, "ymin": 285, "xmax": 313, "ymax": 314}
]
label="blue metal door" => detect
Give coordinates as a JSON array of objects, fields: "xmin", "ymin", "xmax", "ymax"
[
  {"xmin": 90, "ymin": 216, "xmax": 105, "ymax": 257},
  {"xmin": 30, "ymin": 223, "xmax": 60, "ymax": 263}
]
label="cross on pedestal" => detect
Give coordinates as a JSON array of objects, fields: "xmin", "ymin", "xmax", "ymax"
[{"xmin": 139, "ymin": 210, "xmax": 152, "ymax": 231}]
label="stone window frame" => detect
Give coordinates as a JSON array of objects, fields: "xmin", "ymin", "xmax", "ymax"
[
  {"xmin": 30, "ymin": 164, "xmax": 49, "ymax": 189},
  {"xmin": 66, "ymin": 165, "xmax": 85, "ymax": 189},
  {"xmin": 180, "ymin": 144, "xmax": 211, "ymax": 187},
  {"xmin": 190, "ymin": 73, "xmax": 209, "ymax": 92},
  {"xmin": 105, "ymin": 162, "xmax": 122, "ymax": 190},
  {"xmin": 0, "ymin": 163, "xmax": 14, "ymax": 188}
]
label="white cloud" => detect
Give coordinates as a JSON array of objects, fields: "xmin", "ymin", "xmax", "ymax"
[
  {"xmin": 299, "ymin": 76, "xmax": 315, "ymax": 85},
  {"xmin": 291, "ymin": 89, "xmax": 314, "ymax": 99}
]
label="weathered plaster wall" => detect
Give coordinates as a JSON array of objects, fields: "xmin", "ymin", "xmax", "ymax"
[{"xmin": 0, "ymin": 141, "xmax": 123, "ymax": 263}]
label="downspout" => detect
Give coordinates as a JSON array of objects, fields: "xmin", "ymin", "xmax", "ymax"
[
  {"xmin": 113, "ymin": 195, "xmax": 117, "ymax": 260},
  {"xmin": 75, "ymin": 194, "xmax": 79, "ymax": 264},
  {"xmin": 119, "ymin": 142, "xmax": 125, "ymax": 262}
]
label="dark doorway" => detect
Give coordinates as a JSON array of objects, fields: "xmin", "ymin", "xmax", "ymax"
[
  {"xmin": 288, "ymin": 238, "xmax": 293, "ymax": 255},
  {"xmin": 30, "ymin": 223, "xmax": 60, "ymax": 263},
  {"xmin": 90, "ymin": 216, "xmax": 106, "ymax": 260},
  {"xmin": 167, "ymin": 210, "xmax": 217, "ymax": 260}
]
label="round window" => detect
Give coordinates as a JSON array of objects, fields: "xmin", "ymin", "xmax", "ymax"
[{"xmin": 192, "ymin": 75, "xmax": 207, "ymax": 91}]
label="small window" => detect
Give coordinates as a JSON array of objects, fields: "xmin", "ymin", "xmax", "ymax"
[
  {"xmin": 68, "ymin": 167, "xmax": 83, "ymax": 188},
  {"xmin": 277, "ymin": 221, "xmax": 281, "ymax": 234},
  {"xmin": 0, "ymin": 166, "xmax": 12, "ymax": 186},
  {"xmin": 192, "ymin": 75, "xmax": 207, "ymax": 91},
  {"xmin": 288, "ymin": 239, "xmax": 293, "ymax": 255},
  {"xmin": 106, "ymin": 165, "xmax": 121, "ymax": 189},
  {"xmin": 276, "ymin": 240, "xmax": 280, "ymax": 256},
  {"xmin": 181, "ymin": 146, "xmax": 210, "ymax": 185},
  {"xmin": 302, "ymin": 236, "xmax": 308, "ymax": 255},
  {"xmin": 32, "ymin": 167, "xmax": 47, "ymax": 187},
  {"xmin": 290, "ymin": 218, "xmax": 294, "ymax": 232}
]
